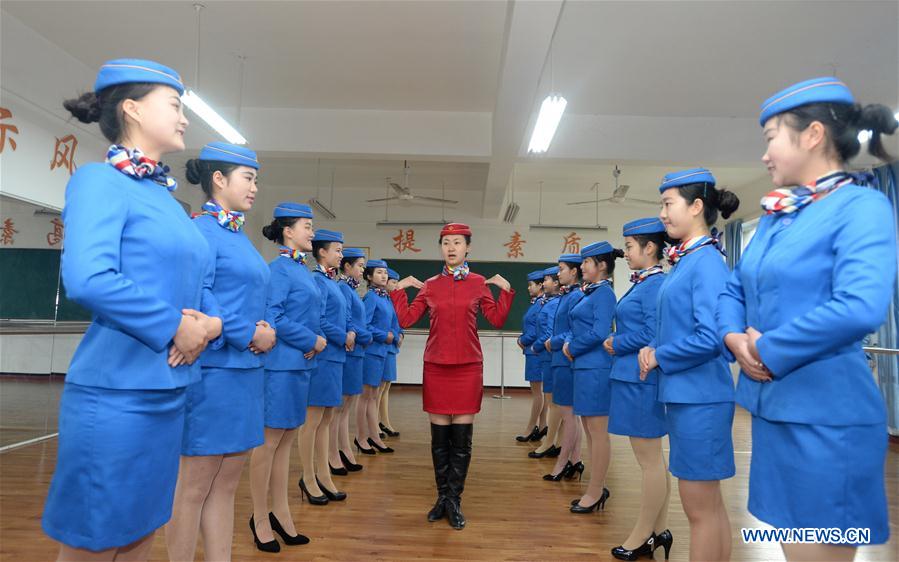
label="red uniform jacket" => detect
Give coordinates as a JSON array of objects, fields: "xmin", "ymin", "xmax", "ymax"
[{"xmin": 390, "ymin": 272, "xmax": 515, "ymax": 365}]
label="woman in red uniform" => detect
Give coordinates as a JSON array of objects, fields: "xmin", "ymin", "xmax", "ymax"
[{"xmin": 392, "ymin": 223, "xmax": 514, "ymax": 530}]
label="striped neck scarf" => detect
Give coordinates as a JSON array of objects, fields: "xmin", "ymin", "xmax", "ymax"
[
  {"xmin": 315, "ymin": 263, "xmax": 337, "ymax": 279},
  {"xmin": 340, "ymin": 274, "xmax": 360, "ymax": 290},
  {"xmin": 630, "ymin": 264, "xmax": 664, "ymax": 284},
  {"xmin": 371, "ymin": 287, "xmax": 389, "ymax": 298},
  {"xmin": 279, "ymin": 246, "xmax": 305, "ymax": 264},
  {"xmin": 106, "ymin": 145, "xmax": 177, "ymax": 191},
  {"xmin": 529, "ymin": 294, "xmax": 543, "ymax": 305},
  {"xmin": 540, "ymin": 293, "xmax": 558, "ymax": 305},
  {"xmin": 666, "ymin": 230, "xmax": 724, "ymax": 266},
  {"xmin": 583, "ymin": 279, "xmax": 612, "ymax": 295},
  {"xmin": 442, "ymin": 261, "xmax": 470, "ymax": 281},
  {"xmin": 760, "ymin": 170, "xmax": 867, "ymax": 216},
  {"xmin": 195, "ymin": 200, "xmax": 244, "ymax": 232},
  {"xmin": 559, "ymin": 283, "xmax": 580, "ymax": 296}
]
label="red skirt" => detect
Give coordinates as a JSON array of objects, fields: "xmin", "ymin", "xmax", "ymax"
[{"xmin": 422, "ymin": 361, "xmax": 483, "ymax": 415}]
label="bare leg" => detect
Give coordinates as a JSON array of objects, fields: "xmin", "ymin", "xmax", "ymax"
[
  {"xmin": 534, "ymin": 398, "xmax": 561, "ymax": 454},
  {"xmin": 269, "ymin": 428, "xmax": 300, "ymax": 536},
  {"xmin": 249, "ymin": 427, "xmax": 284, "ymax": 544},
  {"xmin": 166, "ymin": 456, "xmax": 223, "ymax": 562},
  {"xmin": 679, "ymin": 479, "xmax": 731, "ymax": 562},
  {"xmin": 338, "ymin": 394, "xmax": 358, "ymax": 464},
  {"xmin": 523, "ymin": 382, "xmax": 543, "ymax": 434},
  {"xmin": 378, "ymin": 381, "xmax": 396, "ymax": 431},
  {"xmin": 316, "ymin": 408, "xmax": 339, "ymax": 492},
  {"xmin": 56, "ymin": 531, "xmax": 153, "ymax": 562},
  {"xmin": 298, "ymin": 407, "xmax": 325, "ymax": 496},
  {"xmin": 198, "ymin": 453, "xmax": 246, "ymax": 562},
  {"xmin": 355, "ymin": 387, "xmax": 373, "ymax": 445},
  {"xmin": 621, "ymin": 436, "xmax": 669, "ymax": 549},
  {"xmin": 367, "ymin": 387, "xmax": 388, "ymax": 449},
  {"xmin": 578, "ymin": 416, "xmax": 610, "ymax": 504},
  {"xmin": 112, "ymin": 533, "xmax": 156, "ymax": 561},
  {"xmin": 549, "ymin": 405, "xmax": 577, "ymax": 475},
  {"xmin": 328, "ymin": 400, "xmax": 344, "ymax": 468},
  {"xmin": 781, "ymin": 544, "xmax": 857, "ymax": 562},
  {"xmin": 570, "ymin": 415, "xmax": 583, "ymax": 463}
]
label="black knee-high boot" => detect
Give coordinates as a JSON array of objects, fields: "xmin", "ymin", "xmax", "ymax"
[
  {"xmin": 428, "ymin": 423, "xmax": 452, "ymax": 522},
  {"xmin": 446, "ymin": 423, "xmax": 473, "ymax": 530}
]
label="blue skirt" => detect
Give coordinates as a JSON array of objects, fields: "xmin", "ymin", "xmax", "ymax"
[
  {"xmin": 182, "ymin": 366, "xmax": 264, "ymax": 456},
  {"xmin": 608, "ymin": 380, "xmax": 666, "ymax": 438},
  {"xmin": 265, "ymin": 369, "xmax": 311, "ymax": 429},
  {"xmin": 43, "ymin": 382, "xmax": 186, "ymax": 551},
  {"xmin": 665, "ymin": 401, "xmax": 735, "ymax": 481},
  {"xmin": 342, "ymin": 356, "xmax": 364, "ymax": 396},
  {"xmin": 382, "ymin": 352, "xmax": 398, "ymax": 382},
  {"xmin": 748, "ymin": 416, "xmax": 889, "ymax": 545},
  {"xmin": 363, "ymin": 354, "xmax": 385, "ymax": 388},
  {"xmin": 309, "ymin": 359, "xmax": 343, "ymax": 407},
  {"xmin": 573, "ymin": 368, "xmax": 611, "ymax": 417},
  {"xmin": 524, "ymin": 355, "xmax": 542, "ymax": 382},
  {"xmin": 540, "ymin": 360, "xmax": 554, "ymax": 394},
  {"xmin": 551, "ymin": 365, "xmax": 574, "ymax": 406}
]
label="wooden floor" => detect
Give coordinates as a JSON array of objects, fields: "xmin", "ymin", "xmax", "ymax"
[{"xmin": 0, "ymin": 384, "xmax": 897, "ymax": 561}]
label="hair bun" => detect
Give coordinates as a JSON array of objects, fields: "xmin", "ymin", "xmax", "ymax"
[
  {"xmin": 858, "ymin": 104, "xmax": 898, "ymax": 136},
  {"xmin": 717, "ymin": 188, "xmax": 741, "ymax": 220},
  {"xmin": 261, "ymin": 223, "xmax": 276, "ymax": 242},
  {"xmin": 184, "ymin": 159, "xmax": 203, "ymax": 185},
  {"xmin": 62, "ymin": 92, "xmax": 101, "ymax": 124}
]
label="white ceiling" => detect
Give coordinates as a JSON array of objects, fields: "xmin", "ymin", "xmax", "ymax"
[{"xmin": 3, "ymin": 0, "xmax": 897, "ymax": 219}]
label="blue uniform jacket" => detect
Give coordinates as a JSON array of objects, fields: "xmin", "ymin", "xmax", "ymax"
[
  {"xmin": 717, "ymin": 185, "xmax": 896, "ymax": 425},
  {"xmin": 550, "ymin": 288, "xmax": 585, "ymax": 367},
  {"xmin": 194, "ymin": 215, "xmax": 271, "ymax": 369},
  {"xmin": 61, "ymin": 163, "xmax": 215, "ymax": 390},
  {"xmin": 338, "ymin": 281, "xmax": 373, "ymax": 359},
  {"xmin": 611, "ymin": 274, "xmax": 665, "ymax": 384},
  {"xmin": 387, "ymin": 304, "xmax": 403, "ymax": 356},
  {"xmin": 264, "ymin": 256, "xmax": 322, "ymax": 371},
  {"xmin": 567, "ymin": 283, "xmax": 616, "ymax": 371},
  {"xmin": 519, "ymin": 299, "xmax": 542, "ymax": 356},
  {"xmin": 532, "ymin": 296, "xmax": 561, "ymax": 361},
  {"xmin": 312, "ymin": 269, "xmax": 349, "ymax": 364},
  {"xmin": 655, "ymin": 244, "xmax": 734, "ymax": 404},
  {"xmin": 363, "ymin": 289, "xmax": 394, "ymax": 358}
]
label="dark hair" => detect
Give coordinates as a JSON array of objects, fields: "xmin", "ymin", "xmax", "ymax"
[
  {"xmin": 63, "ymin": 83, "xmax": 159, "ymax": 143},
  {"xmin": 779, "ymin": 102, "xmax": 897, "ymax": 163},
  {"xmin": 438, "ymin": 234, "xmax": 472, "ymax": 245},
  {"xmin": 363, "ymin": 265, "xmax": 386, "ymax": 285},
  {"xmin": 340, "ymin": 256, "xmax": 364, "ymax": 273},
  {"xmin": 185, "ymin": 159, "xmax": 241, "ymax": 198},
  {"xmin": 676, "ymin": 182, "xmax": 740, "ymax": 225},
  {"xmin": 311, "ymin": 240, "xmax": 336, "ymax": 262},
  {"xmin": 631, "ymin": 232, "xmax": 667, "ymax": 260},
  {"xmin": 559, "ymin": 260, "xmax": 582, "ymax": 281},
  {"xmin": 262, "ymin": 217, "xmax": 300, "ymax": 245},
  {"xmin": 585, "ymin": 249, "xmax": 625, "ymax": 276}
]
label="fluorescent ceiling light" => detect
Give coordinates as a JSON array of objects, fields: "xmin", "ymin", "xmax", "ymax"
[
  {"xmin": 182, "ymin": 90, "xmax": 247, "ymax": 144},
  {"xmin": 528, "ymin": 95, "xmax": 567, "ymax": 153}
]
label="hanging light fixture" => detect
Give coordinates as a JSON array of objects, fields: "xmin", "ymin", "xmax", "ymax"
[{"xmin": 527, "ymin": 14, "xmax": 566, "ymax": 154}]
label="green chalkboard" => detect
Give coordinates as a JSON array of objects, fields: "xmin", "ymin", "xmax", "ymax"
[
  {"xmin": 0, "ymin": 249, "xmax": 91, "ymax": 321},
  {"xmin": 386, "ymin": 259, "xmax": 548, "ymax": 332}
]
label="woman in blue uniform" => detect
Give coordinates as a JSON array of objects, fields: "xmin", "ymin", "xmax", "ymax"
[
  {"xmin": 356, "ymin": 260, "xmax": 396, "ymax": 454},
  {"xmin": 604, "ymin": 219, "xmax": 672, "ymax": 560},
  {"xmin": 43, "ymin": 59, "xmax": 222, "ymax": 560},
  {"xmin": 528, "ymin": 267, "xmax": 563, "ymax": 458},
  {"xmin": 299, "ymin": 229, "xmax": 350, "ymax": 504},
  {"xmin": 638, "ymin": 168, "xmax": 740, "ymax": 561},
  {"xmin": 543, "ymin": 254, "xmax": 586, "ymax": 480},
  {"xmin": 248, "ymin": 202, "xmax": 323, "ymax": 552},
  {"xmin": 329, "ymin": 248, "xmax": 371, "ymax": 474},
  {"xmin": 378, "ymin": 268, "xmax": 403, "ymax": 438},
  {"xmin": 719, "ymin": 78, "xmax": 897, "ymax": 561},
  {"xmin": 516, "ymin": 270, "xmax": 549, "ymax": 442},
  {"xmin": 564, "ymin": 242, "xmax": 619, "ymax": 512},
  {"xmin": 166, "ymin": 143, "xmax": 273, "ymax": 562}
]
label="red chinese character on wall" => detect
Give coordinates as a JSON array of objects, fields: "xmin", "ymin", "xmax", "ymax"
[
  {"xmin": 0, "ymin": 107, "xmax": 19, "ymax": 154},
  {"xmin": 561, "ymin": 231, "xmax": 581, "ymax": 254},
  {"xmin": 47, "ymin": 217, "xmax": 64, "ymax": 246},
  {"xmin": 393, "ymin": 229, "xmax": 422, "ymax": 253},
  {"xmin": 50, "ymin": 134, "xmax": 78, "ymax": 175},
  {"xmin": 1, "ymin": 218, "xmax": 18, "ymax": 246},
  {"xmin": 503, "ymin": 231, "xmax": 526, "ymax": 258}
]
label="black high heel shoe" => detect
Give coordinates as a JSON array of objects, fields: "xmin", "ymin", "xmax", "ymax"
[
  {"xmin": 379, "ymin": 422, "xmax": 400, "ymax": 437},
  {"xmin": 367, "ymin": 437, "xmax": 394, "ymax": 453},
  {"xmin": 298, "ymin": 478, "xmax": 328, "ymax": 505},
  {"xmin": 564, "ymin": 461, "xmax": 585, "ymax": 481},
  {"xmin": 339, "ymin": 450, "xmax": 363, "ymax": 472},
  {"xmin": 543, "ymin": 461, "xmax": 573, "ymax": 481},
  {"xmin": 570, "ymin": 488, "xmax": 610, "ymax": 513},
  {"xmin": 249, "ymin": 515, "xmax": 280, "ymax": 553},
  {"xmin": 316, "ymin": 478, "xmax": 347, "ymax": 501},
  {"xmin": 516, "ymin": 426, "xmax": 539, "ymax": 442},
  {"xmin": 654, "ymin": 529, "xmax": 673, "ymax": 560},
  {"xmin": 268, "ymin": 512, "xmax": 310, "ymax": 546},
  {"xmin": 534, "ymin": 426, "xmax": 548, "ymax": 440},
  {"xmin": 354, "ymin": 437, "xmax": 376, "ymax": 455},
  {"xmin": 329, "ymin": 462, "xmax": 348, "ymax": 476},
  {"xmin": 528, "ymin": 444, "xmax": 559, "ymax": 459}
]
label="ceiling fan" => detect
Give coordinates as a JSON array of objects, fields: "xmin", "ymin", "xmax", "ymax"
[
  {"xmin": 366, "ymin": 161, "xmax": 459, "ymax": 205},
  {"xmin": 567, "ymin": 165, "xmax": 657, "ymax": 206}
]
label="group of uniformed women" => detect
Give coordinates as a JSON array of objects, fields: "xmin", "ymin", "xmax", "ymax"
[
  {"xmin": 40, "ymin": 54, "xmax": 896, "ymax": 562},
  {"xmin": 517, "ymin": 76, "xmax": 897, "ymax": 561}
]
